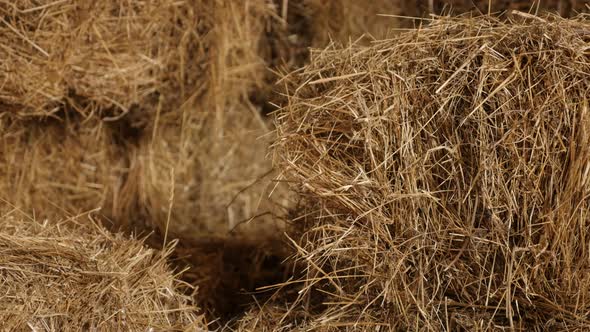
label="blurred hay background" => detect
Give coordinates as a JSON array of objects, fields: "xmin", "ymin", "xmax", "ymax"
[
  {"xmin": 264, "ymin": 14, "xmax": 590, "ymax": 331},
  {"xmin": 0, "ymin": 210, "xmax": 204, "ymax": 330},
  {"xmin": 403, "ymin": 0, "xmax": 588, "ymax": 21}
]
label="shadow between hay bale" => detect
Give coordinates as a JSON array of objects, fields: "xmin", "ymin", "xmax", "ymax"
[
  {"xmin": 160, "ymin": 234, "xmax": 296, "ymax": 326},
  {"xmin": 266, "ymin": 14, "xmax": 590, "ymax": 331},
  {"xmin": 0, "ymin": 210, "xmax": 204, "ymax": 330}
]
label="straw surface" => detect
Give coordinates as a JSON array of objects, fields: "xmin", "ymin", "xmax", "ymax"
[
  {"xmin": 133, "ymin": 0, "xmax": 290, "ymax": 238},
  {"xmin": 0, "ymin": 0, "xmax": 183, "ymax": 119},
  {"xmin": 270, "ymin": 14, "xmax": 590, "ymax": 331},
  {"xmin": 0, "ymin": 211, "xmax": 204, "ymax": 331},
  {"xmin": 405, "ymin": 0, "xmax": 589, "ymax": 20},
  {"xmin": 0, "ymin": 117, "xmax": 136, "ymax": 225}
]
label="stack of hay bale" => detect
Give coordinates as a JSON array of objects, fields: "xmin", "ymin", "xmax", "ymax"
[
  {"xmin": 0, "ymin": 1, "xmax": 209, "ymax": 328},
  {"xmin": 0, "ymin": 0, "xmax": 410, "ymax": 326},
  {"xmin": 240, "ymin": 14, "xmax": 590, "ymax": 331},
  {"xmin": 2, "ymin": 0, "xmax": 588, "ymax": 329},
  {"xmin": 0, "ymin": 0, "xmax": 403, "ymax": 237},
  {"xmin": 0, "ymin": 0, "xmax": 279, "ymax": 237}
]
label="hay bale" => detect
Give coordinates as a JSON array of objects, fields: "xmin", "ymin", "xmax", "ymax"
[
  {"xmin": 0, "ymin": 118, "xmax": 136, "ymax": 225},
  {"xmin": 0, "ymin": 0, "xmax": 166, "ymax": 118},
  {"xmin": 134, "ymin": 105, "xmax": 287, "ymax": 238},
  {"xmin": 0, "ymin": 0, "xmax": 212, "ymax": 225},
  {"xmin": 0, "ymin": 211, "xmax": 204, "ymax": 330},
  {"xmin": 271, "ymin": 15, "xmax": 590, "ymax": 330},
  {"xmin": 0, "ymin": 0, "xmax": 210, "ymax": 120},
  {"xmin": 133, "ymin": 0, "xmax": 291, "ymax": 238}
]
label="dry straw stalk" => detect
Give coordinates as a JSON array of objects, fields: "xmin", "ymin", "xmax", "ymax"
[
  {"xmin": 0, "ymin": 210, "xmax": 204, "ymax": 331},
  {"xmin": 269, "ymin": 14, "xmax": 590, "ymax": 331},
  {"xmin": 0, "ymin": 118, "xmax": 136, "ymax": 225},
  {"xmin": 0, "ymin": 0, "xmax": 180, "ymax": 119}
]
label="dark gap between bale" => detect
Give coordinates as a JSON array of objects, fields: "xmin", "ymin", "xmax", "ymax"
[{"xmin": 144, "ymin": 231, "xmax": 297, "ymax": 329}]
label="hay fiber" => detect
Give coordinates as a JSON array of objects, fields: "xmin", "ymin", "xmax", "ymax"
[
  {"xmin": 0, "ymin": 210, "xmax": 204, "ymax": 331},
  {"xmin": 268, "ymin": 14, "xmax": 590, "ymax": 331},
  {"xmin": 0, "ymin": 117, "xmax": 138, "ymax": 226},
  {"xmin": 0, "ymin": 0, "xmax": 179, "ymax": 119}
]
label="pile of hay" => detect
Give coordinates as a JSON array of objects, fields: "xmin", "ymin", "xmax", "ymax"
[
  {"xmin": 0, "ymin": 0, "xmax": 210, "ymax": 222},
  {"xmin": 133, "ymin": 0, "xmax": 287, "ymax": 238},
  {"xmin": 134, "ymin": 0, "xmax": 405, "ymax": 238},
  {"xmin": 0, "ymin": 118, "xmax": 137, "ymax": 225},
  {"xmin": 261, "ymin": 14, "xmax": 590, "ymax": 330},
  {"xmin": 0, "ymin": 0, "xmax": 405, "ymax": 235},
  {"xmin": 0, "ymin": 211, "xmax": 204, "ymax": 330},
  {"xmin": 135, "ymin": 107, "xmax": 288, "ymax": 238},
  {"xmin": 0, "ymin": 0, "xmax": 185, "ymax": 119}
]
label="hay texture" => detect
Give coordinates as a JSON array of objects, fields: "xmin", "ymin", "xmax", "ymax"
[
  {"xmin": 134, "ymin": 0, "xmax": 290, "ymax": 238},
  {"xmin": 0, "ymin": 211, "xmax": 204, "ymax": 331},
  {"xmin": 405, "ymin": 0, "xmax": 589, "ymax": 20},
  {"xmin": 302, "ymin": 0, "xmax": 401, "ymax": 46},
  {"xmin": 0, "ymin": 0, "xmax": 212, "ymax": 121},
  {"xmin": 0, "ymin": 118, "xmax": 135, "ymax": 225},
  {"xmin": 134, "ymin": 107, "xmax": 286, "ymax": 238},
  {"xmin": 271, "ymin": 14, "xmax": 590, "ymax": 330},
  {"xmin": 0, "ymin": 0, "xmax": 178, "ymax": 118}
]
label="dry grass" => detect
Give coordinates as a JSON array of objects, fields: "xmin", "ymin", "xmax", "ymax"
[
  {"xmin": 0, "ymin": 209, "xmax": 204, "ymax": 331},
  {"xmin": 0, "ymin": 117, "xmax": 137, "ymax": 226},
  {"xmin": 13, "ymin": 0, "xmax": 590, "ymax": 328},
  {"xmin": 0, "ymin": 0, "xmax": 214, "ymax": 225},
  {"xmin": 266, "ymin": 14, "xmax": 590, "ymax": 331},
  {"xmin": 306, "ymin": 0, "xmax": 402, "ymax": 46},
  {"xmin": 0, "ymin": 0, "xmax": 177, "ymax": 119},
  {"xmin": 134, "ymin": 103, "xmax": 288, "ymax": 238},
  {"xmin": 133, "ymin": 0, "xmax": 290, "ymax": 239}
]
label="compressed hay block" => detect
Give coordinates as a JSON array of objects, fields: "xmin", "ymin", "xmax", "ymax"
[
  {"xmin": 0, "ymin": 118, "xmax": 136, "ymax": 225},
  {"xmin": 209, "ymin": 0, "xmax": 273, "ymax": 100},
  {"xmin": 0, "ymin": 211, "xmax": 204, "ymax": 330},
  {"xmin": 134, "ymin": 103, "xmax": 287, "ymax": 238},
  {"xmin": 132, "ymin": 0, "xmax": 290, "ymax": 238},
  {"xmin": 0, "ymin": 0, "xmax": 209, "ymax": 120},
  {"xmin": 0, "ymin": 0, "xmax": 211, "ymax": 227},
  {"xmin": 0, "ymin": 1, "xmax": 164, "ymax": 118},
  {"xmin": 271, "ymin": 15, "xmax": 590, "ymax": 330}
]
